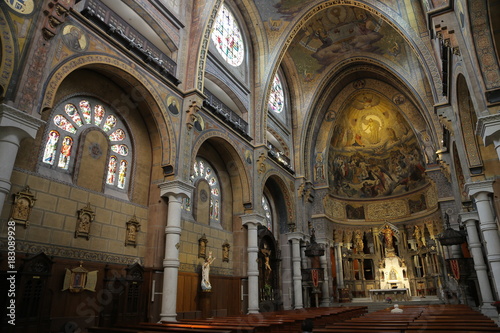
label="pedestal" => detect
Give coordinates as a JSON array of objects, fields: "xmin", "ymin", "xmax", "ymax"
[{"xmin": 199, "ymin": 290, "xmax": 212, "ymax": 319}]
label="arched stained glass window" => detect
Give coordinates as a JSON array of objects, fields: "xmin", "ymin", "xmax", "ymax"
[
  {"xmin": 211, "ymin": 4, "xmax": 244, "ymax": 67},
  {"xmin": 262, "ymin": 195, "xmax": 273, "ymax": 231},
  {"xmin": 190, "ymin": 157, "xmax": 221, "ymax": 224},
  {"xmin": 268, "ymin": 74, "xmax": 284, "ymax": 114},
  {"xmin": 41, "ymin": 96, "xmax": 132, "ymax": 192},
  {"xmin": 43, "ymin": 130, "xmax": 60, "ymax": 165},
  {"xmin": 57, "ymin": 136, "xmax": 73, "ymax": 170}
]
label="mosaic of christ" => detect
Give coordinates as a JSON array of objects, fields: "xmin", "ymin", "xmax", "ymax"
[{"xmin": 328, "ymin": 92, "xmax": 428, "ymax": 199}]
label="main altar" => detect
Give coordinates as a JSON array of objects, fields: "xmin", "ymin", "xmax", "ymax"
[{"xmin": 336, "ymin": 221, "xmax": 443, "ymax": 302}]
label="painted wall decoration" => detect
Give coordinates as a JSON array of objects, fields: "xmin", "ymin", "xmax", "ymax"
[
  {"xmin": 288, "ymin": 6, "xmax": 411, "ymax": 78},
  {"xmin": 328, "ymin": 91, "xmax": 428, "ymax": 199}
]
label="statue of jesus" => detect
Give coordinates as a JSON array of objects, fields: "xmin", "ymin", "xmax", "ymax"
[{"xmin": 201, "ymin": 251, "xmax": 216, "ymax": 291}]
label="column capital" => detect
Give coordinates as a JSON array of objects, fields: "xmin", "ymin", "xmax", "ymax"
[
  {"xmin": 465, "ymin": 180, "xmax": 494, "ymax": 197},
  {"xmin": 241, "ymin": 213, "xmax": 265, "ymax": 227},
  {"xmin": 477, "ymin": 113, "xmax": 500, "ymax": 147},
  {"xmin": 459, "ymin": 211, "xmax": 479, "ymax": 224},
  {"xmin": 287, "ymin": 232, "xmax": 305, "ymax": 242},
  {"xmin": 158, "ymin": 180, "xmax": 193, "ymax": 198},
  {"xmin": 0, "ymin": 104, "xmax": 45, "ymax": 139}
]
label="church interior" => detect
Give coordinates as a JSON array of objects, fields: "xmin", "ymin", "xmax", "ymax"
[{"xmin": 1, "ymin": 0, "xmax": 500, "ymax": 332}]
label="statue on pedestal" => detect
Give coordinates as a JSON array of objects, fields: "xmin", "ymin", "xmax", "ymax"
[{"xmin": 201, "ymin": 251, "xmax": 216, "ymax": 291}]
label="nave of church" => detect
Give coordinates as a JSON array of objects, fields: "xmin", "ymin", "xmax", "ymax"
[{"xmin": 1, "ymin": 0, "xmax": 500, "ymax": 332}]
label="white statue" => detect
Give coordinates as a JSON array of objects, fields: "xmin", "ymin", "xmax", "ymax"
[{"xmin": 201, "ymin": 251, "xmax": 216, "ymax": 291}]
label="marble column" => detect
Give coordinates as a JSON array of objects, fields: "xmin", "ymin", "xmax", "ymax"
[
  {"xmin": 466, "ymin": 180, "xmax": 500, "ymax": 299},
  {"xmin": 460, "ymin": 211, "xmax": 497, "ymax": 317},
  {"xmin": 241, "ymin": 213, "xmax": 265, "ymax": 314},
  {"xmin": 158, "ymin": 180, "xmax": 193, "ymax": 322},
  {"xmin": 0, "ymin": 104, "xmax": 44, "ymax": 218},
  {"xmin": 477, "ymin": 113, "xmax": 500, "ymax": 160},
  {"xmin": 288, "ymin": 232, "xmax": 304, "ymax": 309},
  {"xmin": 318, "ymin": 241, "xmax": 331, "ymax": 306}
]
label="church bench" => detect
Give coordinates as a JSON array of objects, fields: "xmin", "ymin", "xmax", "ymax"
[
  {"xmin": 133, "ymin": 322, "xmax": 258, "ymax": 333},
  {"xmin": 405, "ymin": 329, "xmax": 500, "ymax": 333},
  {"xmin": 312, "ymin": 328, "xmax": 404, "ymax": 333},
  {"xmin": 413, "ymin": 319, "xmax": 496, "ymax": 324},
  {"xmin": 88, "ymin": 327, "xmax": 232, "ymax": 333}
]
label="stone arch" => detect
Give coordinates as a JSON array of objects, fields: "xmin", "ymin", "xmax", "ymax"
[
  {"xmin": 0, "ymin": 10, "xmax": 15, "ymax": 99},
  {"xmin": 39, "ymin": 54, "xmax": 176, "ymax": 168},
  {"xmin": 261, "ymin": 171, "xmax": 295, "ymax": 233},
  {"xmin": 301, "ymin": 58, "xmax": 439, "ymax": 182},
  {"xmin": 260, "ymin": 1, "xmax": 444, "ymax": 144},
  {"xmin": 191, "ymin": 130, "xmax": 252, "ymax": 217}
]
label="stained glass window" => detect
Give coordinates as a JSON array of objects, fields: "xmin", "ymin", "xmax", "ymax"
[
  {"xmin": 42, "ymin": 130, "xmax": 60, "ymax": 165},
  {"xmin": 117, "ymin": 160, "xmax": 128, "ymax": 189},
  {"xmin": 57, "ymin": 136, "xmax": 73, "ymax": 170},
  {"xmin": 106, "ymin": 156, "xmax": 118, "ymax": 185},
  {"xmin": 189, "ymin": 157, "xmax": 221, "ymax": 223},
  {"xmin": 42, "ymin": 97, "xmax": 132, "ymax": 192},
  {"xmin": 268, "ymin": 74, "xmax": 284, "ymax": 114},
  {"xmin": 262, "ymin": 195, "xmax": 273, "ymax": 231},
  {"xmin": 211, "ymin": 5, "xmax": 244, "ymax": 67}
]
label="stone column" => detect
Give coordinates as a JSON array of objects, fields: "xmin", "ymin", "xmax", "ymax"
[
  {"xmin": 158, "ymin": 180, "xmax": 193, "ymax": 322},
  {"xmin": 0, "ymin": 105, "xmax": 44, "ymax": 218},
  {"xmin": 466, "ymin": 180, "xmax": 500, "ymax": 299},
  {"xmin": 460, "ymin": 211, "xmax": 497, "ymax": 317},
  {"xmin": 241, "ymin": 213, "xmax": 265, "ymax": 314},
  {"xmin": 288, "ymin": 232, "xmax": 304, "ymax": 309},
  {"xmin": 477, "ymin": 113, "xmax": 500, "ymax": 160},
  {"xmin": 335, "ymin": 243, "xmax": 344, "ymax": 288},
  {"xmin": 318, "ymin": 241, "xmax": 331, "ymax": 306}
]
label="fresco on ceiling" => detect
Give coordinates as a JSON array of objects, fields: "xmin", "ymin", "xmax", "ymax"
[
  {"xmin": 288, "ymin": 6, "xmax": 409, "ymax": 79},
  {"xmin": 328, "ymin": 92, "xmax": 427, "ymax": 199},
  {"xmin": 255, "ymin": 0, "xmax": 316, "ymax": 21}
]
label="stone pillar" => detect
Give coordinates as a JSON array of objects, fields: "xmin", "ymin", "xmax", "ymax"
[
  {"xmin": 0, "ymin": 105, "xmax": 44, "ymax": 218},
  {"xmin": 335, "ymin": 243, "xmax": 344, "ymax": 288},
  {"xmin": 318, "ymin": 241, "xmax": 331, "ymax": 306},
  {"xmin": 466, "ymin": 180, "xmax": 500, "ymax": 299},
  {"xmin": 460, "ymin": 211, "xmax": 497, "ymax": 317},
  {"xmin": 288, "ymin": 232, "xmax": 304, "ymax": 309},
  {"xmin": 477, "ymin": 113, "xmax": 500, "ymax": 160},
  {"xmin": 158, "ymin": 181, "xmax": 193, "ymax": 322},
  {"xmin": 241, "ymin": 213, "xmax": 264, "ymax": 314}
]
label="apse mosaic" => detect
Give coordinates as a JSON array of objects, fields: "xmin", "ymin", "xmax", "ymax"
[
  {"xmin": 42, "ymin": 98, "xmax": 131, "ymax": 190},
  {"xmin": 328, "ymin": 92, "xmax": 428, "ymax": 199}
]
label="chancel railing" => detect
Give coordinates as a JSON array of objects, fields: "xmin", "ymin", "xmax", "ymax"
[
  {"xmin": 203, "ymin": 89, "xmax": 252, "ymax": 140},
  {"xmin": 80, "ymin": 0, "xmax": 180, "ymax": 86}
]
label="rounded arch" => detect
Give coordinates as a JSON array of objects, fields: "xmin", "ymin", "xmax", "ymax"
[
  {"xmin": 39, "ymin": 54, "xmax": 176, "ymax": 168},
  {"xmin": 305, "ymin": 69, "xmax": 438, "ymax": 183},
  {"xmin": 0, "ymin": 9, "xmax": 16, "ymax": 100},
  {"xmin": 261, "ymin": 171, "xmax": 295, "ymax": 233},
  {"xmin": 259, "ymin": 1, "xmax": 444, "ymax": 142},
  {"xmin": 191, "ymin": 130, "xmax": 252, "ymax": 211}
]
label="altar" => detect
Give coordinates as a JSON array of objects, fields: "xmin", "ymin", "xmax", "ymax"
[{"xmin": 369, "ymin": 288, "xmax": 410, "ymax": 302}]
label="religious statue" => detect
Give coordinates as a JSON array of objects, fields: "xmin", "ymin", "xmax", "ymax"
[
  {"xmin": 201, "ymin": 251, "xmax": 215, "ymax": 291},
  {"xmin": 382, "ymin": 225, "xmax": 394, "ymax": 250}
]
